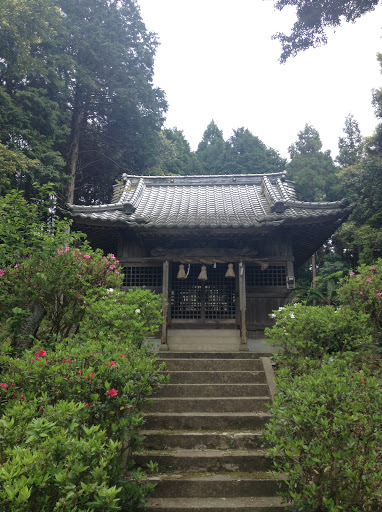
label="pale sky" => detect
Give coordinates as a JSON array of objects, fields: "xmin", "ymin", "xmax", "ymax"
[{"xmin": 138, "ymin": 0, "xmax": 382, "ymax": 160}]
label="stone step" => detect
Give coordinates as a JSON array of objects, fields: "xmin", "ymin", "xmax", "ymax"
[
  {"xmin": 158, "ymin": 352, "xmax": 270, "ymax": 359},
  {"xmin": 159, "ymin": 359, "xmax": 263, "ymax": 372},
  {"xmin": 135, "ymin": 449, "xmax": 271, "ymax": 473},
  {"xmin": 160, "ymin": 371, "xmax": 266, "ymax": 384},
  {"xmin": 142, "ymin": 431, "xmax": 265, "ymax": 451},
  {"xmin": 144, "ymin": 413, "xmax": 271, "ymax": 431},
  {"xmin": 156, "ymin": 384, "xmax": 269, "ymax": 398},
  {"xmin": 143, "ymin": 496, "xmax": 285, "ymax": 511},
  {"xmin": 149, "ymin": 397, "xmax": 270, "ymax": 414},
  {"xmin": 147, "ymin": 473, "xmax": 284, "ymax": 499}
]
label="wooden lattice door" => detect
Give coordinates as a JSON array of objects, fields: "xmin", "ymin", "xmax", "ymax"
[{"xmin": 170, "ymin": 263, "xmax": 236, "ymax": 323}]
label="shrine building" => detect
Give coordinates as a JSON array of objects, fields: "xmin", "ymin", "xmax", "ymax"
[{"xmin": 63, "ymin": 172, "xmax": 350, "ymax": 352}]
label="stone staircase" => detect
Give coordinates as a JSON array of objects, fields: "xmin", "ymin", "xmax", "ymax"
[{"xmin": 137, "ymin": 353, "xmax": 285, "ymax": 511}]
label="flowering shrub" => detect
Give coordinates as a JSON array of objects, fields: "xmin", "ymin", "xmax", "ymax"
[
  {"xmin": 0, "ymin": 245, "xmax": 121, "ymax": 347},
  {"xmin": 0, "ymin": 330, "xmax": 167, "ymax": 510},
  {"xmin": 338, "ymin": 259, "xmax": 382, "ymax": 345},
  {"xmin": 263, "ymin": 354, "xmax": 382, "ymax": 512},
  {"xmin": 264, "ymin": 304, "xmax": 373, "ymax": 374}
]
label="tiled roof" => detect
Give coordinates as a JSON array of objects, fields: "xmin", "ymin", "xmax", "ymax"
[{"xmin": 64, "ymin": 173, "xmax": 349, "ymax": 230}]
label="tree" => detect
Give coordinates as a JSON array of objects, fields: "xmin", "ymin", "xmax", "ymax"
[
  {"xmin": 196, "ymin": 120, "xmax": 226, "ymax": 174},
  {"xmin": 148, "ymin": 128, "xmax": 203, "ymax": 175},
  {"xmin": 53, "ymin": 0, "xmax": 167, "ymax": 204},
  {"xmin": 271, "ymin": 0, "xmax": 380, "ymax": 62},
  {"xmin": 334, "ymin": 55, "xmax": 382, "ymax": 265},
  {"xmin": 287, "ymin": 124, "xmax": 339, "ymax": 201},
  {"xmin": 337, "ymin": 114, "xmax": 363, "ymax": 168},
  {"xmin": 0, "ymin": 0, "xmax": 68, "ymax": 196},
  {"xmin": 0, "ymin": 0, "xmax": 167, "ymax": 203},
  {"xmin": 223, "ymin": 127, "xmax": 286, "ymax": 175}
]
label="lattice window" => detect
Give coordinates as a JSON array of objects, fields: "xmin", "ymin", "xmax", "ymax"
[
  {"xmin": 246, "ymin": 265, "xmax": 286, "ymax": 287},
  {"xmin": 171, "ymin": 263, "xmax": 236, "ymax": 320},
  {"xmin": 122, "ymin": 266, "xmax": 163, "ymax": 288}
]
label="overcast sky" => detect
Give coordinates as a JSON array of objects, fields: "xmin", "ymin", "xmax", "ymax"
[{"xmin": 138, "ymin": 0, "xmax": 382, "ymax": 159}]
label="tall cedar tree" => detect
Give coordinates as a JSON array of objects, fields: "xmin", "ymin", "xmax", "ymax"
[
  {"xmin": 287, "ymin": 124, "xmax": 339, "ymax": 201},
  {"xmin": 0, "ymin": 0, "xmax": 167, "ymax": 204}
]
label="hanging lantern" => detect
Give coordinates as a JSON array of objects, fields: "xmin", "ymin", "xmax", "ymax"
[
  {"xmin": 198, "ymin": 265, "xmax": 208, "ymax": 281},
  {"xmin": 225, "ymin": 263, "xmax": 235, "ymax": 278},
  {"xmin": 177, "ymin": 264, "xmax": 187, "ymax": 279}
]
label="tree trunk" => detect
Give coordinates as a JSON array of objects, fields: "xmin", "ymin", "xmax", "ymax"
[
  {"xmin": 312, "ymin": 253, "xmax": 317, "ymax": 306},
  {"xmin": 65, "ymin": 88, "xmax": 86, "ymax": 204},
  {"xmin": 11, "ymin": 302, "xmax": 45, "ymax": 351}
]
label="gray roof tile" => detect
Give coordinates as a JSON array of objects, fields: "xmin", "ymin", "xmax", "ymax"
[{"xmin": 65, "ymin": 173, "xmax": 349, "ymax": 230}]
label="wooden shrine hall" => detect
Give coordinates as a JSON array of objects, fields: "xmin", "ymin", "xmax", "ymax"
[{"xmin": 63, "ymin": 172, "xmax": 350, "ymax": 352}]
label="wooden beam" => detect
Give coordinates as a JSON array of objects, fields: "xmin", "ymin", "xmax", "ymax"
[
  {"xmin": 160, "ymin": 260, "xmax": 170, "ymax": 351},
  {"xmin": 239, "ymin": 261, "xmax": 248, "ymax": 351}
]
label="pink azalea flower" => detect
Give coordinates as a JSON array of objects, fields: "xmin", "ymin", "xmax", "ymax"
[
  {"xmin": 376, "ymin": 293, "xmax": 382, "ymax": 297},
  {"xmin": 107, "ymin": 388, "xmax": 118, "ymax": 396},
  {"xmin": 110, "ymin": 361, "xmax": 116, "ymax": 367},
  {"xmin": 110, "ymin": 254, "xmax": 115, "ymax": 259},
  {"xmin": 84, "ymin": 254, "xmax": 91, "ymax": 259},
  {"xmin": 0, "ymin": 269, "xmax": 6, "ymax": 276},
  {"xmin": 120, "ymin": 354, "xmax": 125, "ymax": 358},
  {"xmin": 367, "ymin": 277, "xmax": 372, "ymax": 282},
  {"xmin": 349, "ymin": 272, "xmax": 354, "ymax": 276},
  {"xmin": 77, "ymin": 370, "xmax": 82, "ymax": 375},
  {"xmin": 109, "ymin": 265, "xmax": 116, "ymax": 270},
  {"xmin": 62, "ymin": 359, "xmax": 67, "ymax": 363},
  {"xmin": 369, "ymin": 266, "xmax": 375, "ymax": 271},
  {"xmin": 36, "ymin": 350, "xmax": 46, "ymax": 357},
  {"xmin": 90, "ymin": 372, "xmax": 94, "ymax": 378},
  {"xmin": 12, "ymin": 393, "xmax": 17, "ymax": 398},
  {"xmin": 0, "ymin": 383, "xmax": 7, "ymax": 389},
  {"xmin": 20, "ymin": 395, "xmax": 25, "ymax": 400},
  {"xmin": 359, "ymin": 291, "xmax": 364, "ymax": 295},
  {"xmin": 85, "ymin": 402, "xmax": 91, "ymax": 407}
]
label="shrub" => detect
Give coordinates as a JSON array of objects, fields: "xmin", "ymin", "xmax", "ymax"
[
  {"xmin": 0, "ymin": 327, "xmax": 167, "ymax": 511},
  {"xmin": 263, "ymin": 355, "xmax": 382, "ymax": 512},
  {"xmin": 264, "ymin": 304, "xmax": 373, "ymax": 374},
  {"xmin": 338, "ymin": 260, "xmax": 382, "ymax": 345},
  {"xmin": 80, "ymin": 288, "xmax": 163, "ymax": 349}
]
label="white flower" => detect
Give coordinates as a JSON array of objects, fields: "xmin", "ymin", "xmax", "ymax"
[
  {"xmin": 135, "ymin": 308, "xmax": 141, "ymax": 314},
  {"xmin": 278, "ymin": 306, "xmax": 285, "ymax": 311},
  {"xmin": 107, "ymin": 288, "xmax": 114, "ymax": 294},
  {"xmin": 289, "ymin": 312, "xmax": 295, "ymax": 319},
  {"xmin": 271, "ymin": 313, "xmax": 276, "ymax": 318}
]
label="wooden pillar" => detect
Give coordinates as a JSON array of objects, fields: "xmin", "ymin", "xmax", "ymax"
[
  {"xmin": 160, "ymin": 260, "xmax": 169, "ymax": 351},
  {"xmin": 239, "ymin": 261, "xmax": 248, "ymax": 351}
]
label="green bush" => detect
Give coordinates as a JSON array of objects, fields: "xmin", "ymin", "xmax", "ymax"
[
  {"xmin": 81, "ymin": 288, "xmax": 163, "ymax": 349},
  {"xmin": 264, "ymin": 304, "xmax": 373, "ymax": 374},
  {"xmin": 338, "ymin": 260, "xmax": 382, "ymax": 345},
  {"xmin": 0, "ymin": 323, "xmax": 167, "ymax": 511},
  {"xmin": 263, "ymin": 355, "xmax": 382, "ymax": 512}
]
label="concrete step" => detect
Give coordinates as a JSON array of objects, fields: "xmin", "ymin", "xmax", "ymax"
[
  {"xmin": 167, "ymin": 330, "xmax": 241, "ymax": 352},
  {"xmin": 142, "ymin": 431, "xmax": 265, "ymax": 451},
  {"xmin": 158, "ymin": 352, "xmax": 270, "ymax": 359},
  {"xmin": 143, "ymin": 496, "xmax": 285, "ymax": 511},
  {"xmin": 160, "ymin": 371, "xmax": 266, "ymax": 384},
  {"xmin": 149, "ymin": 397, "xmax": 270, "ymax": 414},
  {"xmin": 144, "ymin": 412, "xmax": 271, "ymax": 431},
  {"xmin": 147, "ymin": 473, "xmax": 284, "ymax": 499},
  {"xmin": 135, "ymin": 449, "xmax": 271, "ymax": 473},
  {"xmin": 156, "ymin": 384, "xmax": 270, "ymax": 398},
  {"xmin": 159, "ymin": 359, "xmax": 263, "ymax": 372}
]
